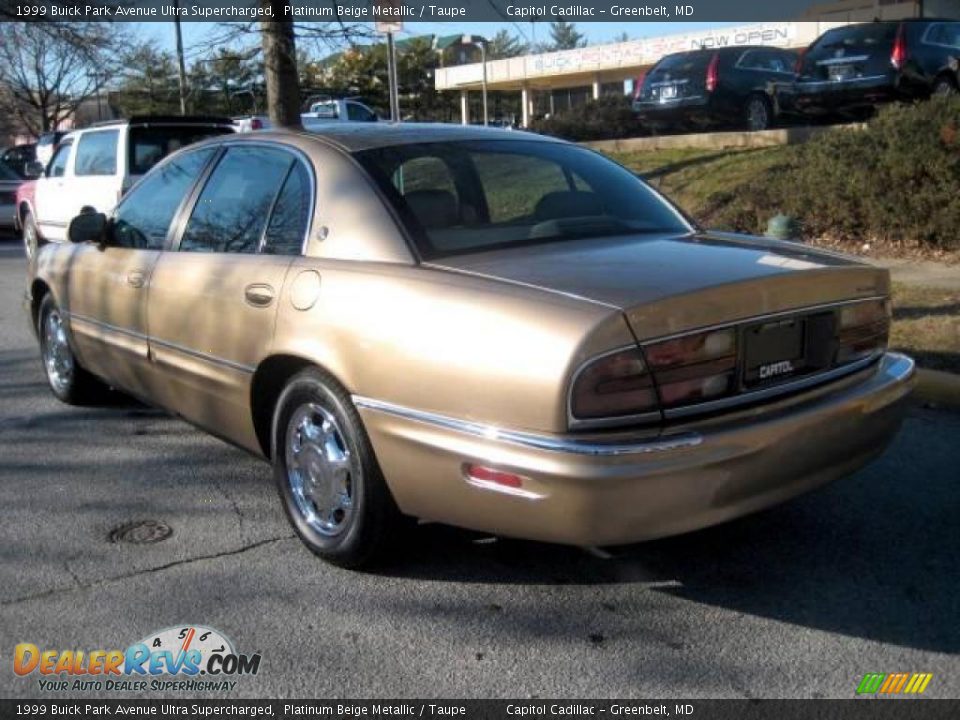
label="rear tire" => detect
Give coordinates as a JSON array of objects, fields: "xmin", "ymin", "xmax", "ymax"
[
  {"xmin": 22, "ymin": 210, "xmax": 41, "ymax": 261},
  {"xmin": 271, "ymin": 368, "xmax": 405, "ymax": 568},
  {"xmin": 745, "ymin": 95, "xmax": 773, "ymax": 132},
  {"xmin": 37, "ymin": 294, "xmax": 110, "ymax": 405}
]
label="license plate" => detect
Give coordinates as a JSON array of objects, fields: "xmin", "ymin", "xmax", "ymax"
[
  {"xmin": 743, "ymin": 319, "xmax": 805, "ymax": 387},
  {"xmin": 829, "ymin": 65, "xmax": 853, "ymax": 82},
  {"xmin": 660, "ymin": 85, "xmax": 677, "ymax": 100}
]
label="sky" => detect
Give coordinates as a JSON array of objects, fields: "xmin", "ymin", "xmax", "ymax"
[{"xmin": 139, "ymin": 20, "xmax": 741, "ymax": 62}]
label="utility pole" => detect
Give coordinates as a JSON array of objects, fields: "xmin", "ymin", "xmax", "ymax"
[{"xmin": 173, "ymin": 0, "xmax": 188, "ymax": 115}]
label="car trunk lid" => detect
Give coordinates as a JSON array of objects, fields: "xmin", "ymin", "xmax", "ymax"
[{"xmin": 428, "ymin": 231, "xmax": 889, "ymax": 341}]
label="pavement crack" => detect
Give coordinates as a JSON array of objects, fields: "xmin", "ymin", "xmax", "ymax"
[
  {"xmin": 0, "ymin": 534, "xmax": 296, "ymax": 608},
  {"xmin": 212, "ymin": 477, "xmax": 246, "ymax": 542}
]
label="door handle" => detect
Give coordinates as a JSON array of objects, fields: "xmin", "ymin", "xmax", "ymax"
[
  {"xmin": 244, "ymin": 284, "xmax": 275, "ymax": 308},
  {"xmin": 126, "ymin": 271, "xmax": 146, "ymax": 288}
]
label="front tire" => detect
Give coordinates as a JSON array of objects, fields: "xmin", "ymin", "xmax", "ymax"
[
  {"xmin": 745, "ymin": 95, "xmax": 773, "ymax": 131},
  {"xmin": 22, "ymin": 210, "xmax": 40, "ymax": 261},
  {"xmin": 271, "ymin": 368, "xmax": 404, "ymax": 568},
  {"xmin": 37, "ymin": 294, "xmax": 109, "ymax": 405},
  {"xmin": 933, "ymin": 76, "xmax": 958, "ymax": 96}
]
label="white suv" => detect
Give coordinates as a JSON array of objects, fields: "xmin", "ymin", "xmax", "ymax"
[{"xmin": 18, "ymin": 116, "xmax": 234, "ymax": 258}]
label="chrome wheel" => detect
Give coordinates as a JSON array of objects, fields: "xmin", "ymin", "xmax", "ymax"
[
  {"xmin": 23, "ymin": 215, "xmax": 38, "ymax": 261},
  {"xmin": 42, "ymin": 309, "xmax": 73, "ymax": 395},
  {"xmin": 285, "ymin": 403, "xmax": 356, "ymax": 537}
]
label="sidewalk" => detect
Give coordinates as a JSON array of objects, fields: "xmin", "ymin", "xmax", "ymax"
[{"xmin": 869, "ymin": 257, "xmax": 960, "ymax": 290}]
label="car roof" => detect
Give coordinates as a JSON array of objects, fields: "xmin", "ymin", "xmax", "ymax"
[{"xmin": 227, "ymin": 122, "xmax": 559, "ymax": 153}]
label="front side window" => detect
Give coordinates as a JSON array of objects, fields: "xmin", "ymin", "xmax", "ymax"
[
  {"xmin": 74, "ymin": 130, "xmax": 119, "ymax": 177},
  {"xmin": 47, "ymin": 141, "xmax": 72, "ymax": 178},
  {"xmin": 112, "ymin": 147, "xmax": 216, "ymax": 250},
  {"xmin": 180, "ymin": 146, "xmax": 297, "ymax": 254},
  {"xmin": 346, "ymin": 102, "xmax": 376, "ymax": 122},
  {"xmin": 356, "ymin": 140, "xmax": 689, "ymax": 259}
]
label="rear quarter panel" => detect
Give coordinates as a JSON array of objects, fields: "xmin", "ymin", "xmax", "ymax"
[{"xmin": 270, "ymin": 259, "xmax": 632, "ymax": 433}]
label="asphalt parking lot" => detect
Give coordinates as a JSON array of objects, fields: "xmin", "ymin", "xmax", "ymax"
[{"xmin": 1, "ymin": 237, "xmax": 958, "ymax": 700}]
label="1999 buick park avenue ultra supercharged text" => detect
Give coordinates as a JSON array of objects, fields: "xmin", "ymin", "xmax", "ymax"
[{"xmin": 24, "ymin": 124, "xmax": 915, "ymax": 567}]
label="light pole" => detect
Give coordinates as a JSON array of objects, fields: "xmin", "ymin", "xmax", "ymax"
[
  {"xmin": 173, "ymin": 0, "xmax": 188, "ymax": 114},
  {"xmin": 462, "ymin": 35, "xmax": 488, "ymax": 126}
]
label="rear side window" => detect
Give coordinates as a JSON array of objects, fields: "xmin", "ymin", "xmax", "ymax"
[
  {"xmin": 47, "ymin": 141, "xmax": 72, "ymax": 178},
  {"xmin": 926, "ymin": 22, "xmax": 960, "ymax": 49},
  {"xmin": 129, "ymin": 125, "xmax": 232, "ymax": 176},
  {"xmin": 180, "ymin": 145, "xmax": 297, "ymax": 254},
  {"xmin": 262, "ymin": 163, "xmax": 312, "ymax": 256},
  {"xmin": 112, "ymin": 147, "xmax": 216, "ymax": 250},
  {"xmin": 74, "ymin": 130, "xmax": 119, "ymax": 177}
]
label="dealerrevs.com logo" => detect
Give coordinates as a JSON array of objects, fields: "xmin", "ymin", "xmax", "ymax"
[{"xmin": 14, "ymin": 625, "xmax": 261, "ymax": 693}]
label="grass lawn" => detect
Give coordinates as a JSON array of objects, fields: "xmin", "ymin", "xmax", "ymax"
[{"xmin": 605, "ymin": 146, "xmax": 788, "ymax": 228}]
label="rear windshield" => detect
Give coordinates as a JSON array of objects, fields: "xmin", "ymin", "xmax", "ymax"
[
  {"xmin": 128, "ymin": 125, "xmax": 232, "ymax": 176},
  {"xmin": 648, "ymin": 53, "xmax": 710, "ymax": 79},
  {"xmin": 354, "ymin": 140, "xmax": 689, "ymax": 259},
  {"xmin": 812, "ymin": 23, "xmax": 898, "ymax": 53}
]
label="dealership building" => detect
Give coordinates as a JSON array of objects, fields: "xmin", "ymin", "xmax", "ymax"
[{"xmin": 435, "ymin": 0, "xmax": 960, "ymax": 126}]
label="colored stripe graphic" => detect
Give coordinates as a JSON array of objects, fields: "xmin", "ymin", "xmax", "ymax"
[{"xmin": 858, "ymin": 673, "xmax": 932, "ymax": 695}]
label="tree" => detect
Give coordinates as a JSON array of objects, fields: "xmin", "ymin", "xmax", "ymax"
[
  {"xmin": 259, "ymin": 3, "xmax": 301, "ymax": 127},
  {"xmin": 0, "ymin": 23, "xmax": 120, "ymax": 136},
  {"xmin": 548, "ymin": 21, "xmax": 586, "ymax": 51},
  {"xmin": 113, "ymin": 43, "xmax": 181, "ymax": 117},
  {"xmin": 487, "ymin": 30, "xmax": 529, "ymax": 60}
]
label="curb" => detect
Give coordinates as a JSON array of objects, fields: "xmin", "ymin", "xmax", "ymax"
[{"xmin": 914, "ymin": 368, "xmax": 960, "ymax": 411}]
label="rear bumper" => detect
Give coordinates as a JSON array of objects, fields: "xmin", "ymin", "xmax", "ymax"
[
  {"xmin": 788, "ymin": 74, "xmax": 904, "ymax": 113},
  {"xmin": 633, "ymin": 97, "xmax": 712, "ymax": 125},
  {"xmin": 358, "ymin": 352, "xmax": 915, "ymax": 546}
]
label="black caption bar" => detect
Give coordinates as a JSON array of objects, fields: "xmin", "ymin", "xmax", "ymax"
[
  {"xmin": 1, "ymin": 700, "xmax": 959, "ymax": 720},
  {"xmin": 4, "ymin": 0, "xmax": 844, "ymax": 22}
]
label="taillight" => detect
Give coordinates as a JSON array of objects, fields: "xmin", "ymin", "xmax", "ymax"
[
  {"xmin": 644, "ymin": 328, "xmax": 737, "ymax": 408},
  {"xmin": 705, "ymin": 53, "xmax": 720, "ymax": 93},
  {"xmin": 837, "ymin": 299, "xmax": 890, "ymax": 364},
  {"xmin": 570, "ymin": 348, "xmax": 658, "ymax": 420},
  {"xmin": 891, "ymin": 23, "xmax": 908, "ymax": 70},
  {"xmin": 250, "ymin": 117, "xmax": 263, "ymax": 130},
  {"xmin": 794, "ymin": 48, "xmax": 806, "ymax": 75}
]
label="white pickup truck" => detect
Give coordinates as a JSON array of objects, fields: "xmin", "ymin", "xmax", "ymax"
[{"xmin": 233, "ymin": 99, "xmax": 379, "ymax": 132}]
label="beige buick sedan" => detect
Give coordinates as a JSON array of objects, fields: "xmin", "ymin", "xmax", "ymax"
[{"xmin": 26, "ymin": 125, "xmax": 915, "ymax": 567}]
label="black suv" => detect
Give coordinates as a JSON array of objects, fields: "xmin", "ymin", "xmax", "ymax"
[
  {"xmin": 786, "ymin": 20, "xmax": 960, "ymax": 118},
  {"xmin": 633, "ymin": 46, "xmax": 798, "ymax": 132}
]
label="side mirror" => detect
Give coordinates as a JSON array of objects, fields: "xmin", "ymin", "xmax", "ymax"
[
  {"xmin": 24, "ymin": 160, "xmax": 44, "ymax": 179},
  {"xmin": 68, "ymin": 211, "xmax": 107, "ymax": 244}
]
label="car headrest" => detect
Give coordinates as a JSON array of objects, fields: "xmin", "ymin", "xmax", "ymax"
[
  {"xmin": 534, "ymin": 191, "xmax": 603, "ymax": 221},
  {"xmin": 404, "ymin": 189, "xmax": 459, "ymax": 230}
]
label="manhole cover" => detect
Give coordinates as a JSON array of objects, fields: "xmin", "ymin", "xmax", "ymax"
[{"xmin": 109, "ymin": 520, "xmax": 173, "ymax": 545}]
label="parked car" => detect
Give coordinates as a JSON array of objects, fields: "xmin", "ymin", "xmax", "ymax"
[
  {"xmin": 25, "ymin": 124, "xmax": 914, "ymax": 567},
  {"xmin": 35, "ymin": 131, "xmax": 66, "ymax": 167},
  {"xmin": 1, "ymin": 143, "xmax": 36, "ymax": 177},
  {"xmin": 633, "ymin": 46, "xmax": 798, "ymax": 132},
  {"xmin": 15, "ymin": 115, "xmax": 234, "ymax": 259},
  {"xmin": 0, "ymin": 161, "xmax": 24, "ymax": 231},
  {"xmin": 785, "ymin": 20, "xmax": 960, "ymax": 118},
  {"xmin": 233, "ymin": 115, "xmax": 271, "ymax": 133}
]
